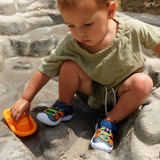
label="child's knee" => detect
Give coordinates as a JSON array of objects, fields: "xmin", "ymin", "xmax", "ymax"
[
  {"xmin": 133, "ymin": 73, "xmax": 153, "ymax": 96},
  {"xmin": 59, "ymin": 60, "xmax": 90, "ymax": 82},
  {"xmin": 60, "ymin": 60, "xmax": 82, "ymax": 73}
]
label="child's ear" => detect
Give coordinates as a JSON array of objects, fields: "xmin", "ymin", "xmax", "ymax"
[{"xmin": 107, "ymin": 1, "xmax": 116, "ymax": 19}]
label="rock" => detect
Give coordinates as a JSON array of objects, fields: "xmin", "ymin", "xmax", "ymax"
[
  {"xmin": 135, "ymin": 101, "xmax": 160, "ymax": 145},
  {"xmin": 0, "ymin": 52, "xmax": 4, "ymax": 72},
  {"xmin": 0, "ymin": 122, "xmax": 36, "ymax": 160},
  {"xmin": 0, "ymin": 37, "xmax": 15, "ymax": 58},
  {"xmin": 0, "ymin": 10, "xmax": 64, "ymax": 36},
  {"xmin": 8, "ymin": 24, "xmax": 68, "ymax": 57},
  {"xmin": 116, "ymin": 11, "xmax": 160, "ymax": 27},
  {"xmin": 0, "ymin": 1, "xmax": 160, "ymax": 160}
]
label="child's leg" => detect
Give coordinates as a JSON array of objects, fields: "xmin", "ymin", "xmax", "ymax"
[
  {"xmin": 37, "ymin": 60, "xmax": 92, "ymax": 126},
  {"xmin": 59, "ymin": 60, "xmax": 92, "ymax": 106},
  {"xmin": 104, "ymin": 73, "xmax": 153, "ymax": 123},
  {"xmin": 91, "ymin": 73, "xmax": 153, "ymax": 152}
]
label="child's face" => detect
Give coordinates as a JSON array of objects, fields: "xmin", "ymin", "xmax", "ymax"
[{"xmin": 60, "ymin": 0, "xmax": 112, "ymax": 52}]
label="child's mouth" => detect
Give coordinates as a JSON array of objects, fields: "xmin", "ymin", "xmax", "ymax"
[{"xmin": 82, "ymin": 40, "xmax": 91, "ymax": 43}]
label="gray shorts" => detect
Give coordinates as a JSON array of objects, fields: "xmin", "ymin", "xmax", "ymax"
[
  {"xmin": 76, "ymin": 68, "xmax": 144, "ymax": 112},
  {"xmin": 76, "ymin": 81, "xmax": 121, "ymax": 112}
]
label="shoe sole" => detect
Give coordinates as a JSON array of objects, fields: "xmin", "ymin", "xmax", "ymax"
[
  {"xmin": 90, "ymin": 124, "xmax": 113, "ymax": 152},
  {"xmin": 37, "ymin": 113, "xmax": 73, "ymax": 126},
  {"xmin": 90, "ymin": 136, "xmax": 113, "ymax": 152}
]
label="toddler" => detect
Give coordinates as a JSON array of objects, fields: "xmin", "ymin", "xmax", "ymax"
[{"xmin": 11, "ymin": 0, "xmax": 160, "ymax": 152}]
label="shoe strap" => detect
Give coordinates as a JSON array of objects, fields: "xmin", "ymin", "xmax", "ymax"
[
  {"xmin": 52, "ymin": 101, "xmax": 73, "ymax": 113},
  {"xmin": 100, "ymin": 120, "xmax": 117, "ymax": 132}
]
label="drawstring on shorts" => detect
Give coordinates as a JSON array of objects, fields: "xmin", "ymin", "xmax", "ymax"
[{"xmin": 104, "ymin": 86, "xmax": 117, "ymax": 115}]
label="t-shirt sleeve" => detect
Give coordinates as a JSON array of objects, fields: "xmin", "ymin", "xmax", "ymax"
[
  {"xmin": 136, "ymin": 20, "xmax": 160, "ymax": 49},
  {"xmin": 38, "ymin": 49, "xmax": 63, "ymax": 77},
  {"xmin": 38, "ymin": 34, "xmax": 73, "ymax": 77}
]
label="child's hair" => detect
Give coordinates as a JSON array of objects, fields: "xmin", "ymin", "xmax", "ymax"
[{"xmin": 57, "ymin": 0, "xmax": 113, "ymax": 10}]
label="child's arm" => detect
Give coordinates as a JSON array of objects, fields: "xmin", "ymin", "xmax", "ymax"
[
  {"xmin": 153, "ymin": 42, "xmax": 160, "ymax": 55},
  {"xmin": 10, "ymin": 70, "xmax": 51, "ymax": 122}
]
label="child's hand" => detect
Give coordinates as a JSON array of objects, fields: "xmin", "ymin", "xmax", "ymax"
[{"xmin": 10, "ymin": 97, "xmax": 31, "ymax": 122}]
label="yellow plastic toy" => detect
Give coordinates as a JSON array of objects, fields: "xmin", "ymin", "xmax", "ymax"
[{"xmin": 2, "ymin": 109, "xmax": 38, "ymax": 137}]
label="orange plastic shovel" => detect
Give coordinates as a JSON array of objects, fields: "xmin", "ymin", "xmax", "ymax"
[{"xmin": 3, "ymin": 109, "xmax": 37, "ymax": 137}]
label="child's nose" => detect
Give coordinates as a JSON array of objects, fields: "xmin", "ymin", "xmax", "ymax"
[{"xmin": 77, "ymin": 27, "xmax": 86, "ymax": 37}]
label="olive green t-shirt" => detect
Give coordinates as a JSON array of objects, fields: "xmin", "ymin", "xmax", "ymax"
[{"xmin": 38, "ymin": 17, "xmax": 160, "ymax": 88}]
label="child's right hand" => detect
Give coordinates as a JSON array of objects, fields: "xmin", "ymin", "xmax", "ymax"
[
  {"xmin": 10, "ymin": 97, "xmax": 31, "ymax": 122},
  {"xmin": 10, "ymin": 70, "xmax": 51, "ymax": 122}
]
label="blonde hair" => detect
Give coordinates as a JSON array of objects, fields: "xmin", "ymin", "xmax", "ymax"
[{"xmin": 57, "ymin": 0, "xmax": 113, "ymax": 10}]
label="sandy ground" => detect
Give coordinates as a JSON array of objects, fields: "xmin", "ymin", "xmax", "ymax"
[{"xmin": 116, "ymin": 0, "xmax": 160, "ymax": 15}]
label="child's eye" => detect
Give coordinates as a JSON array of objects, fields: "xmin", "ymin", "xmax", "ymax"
[
  {"xmin": 68, "ymin": 24, "xmax": 74, "ymax": 28},
  {"xmin": 84, "ymin": 23, "xmax": 93, "ymax": 26}
]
